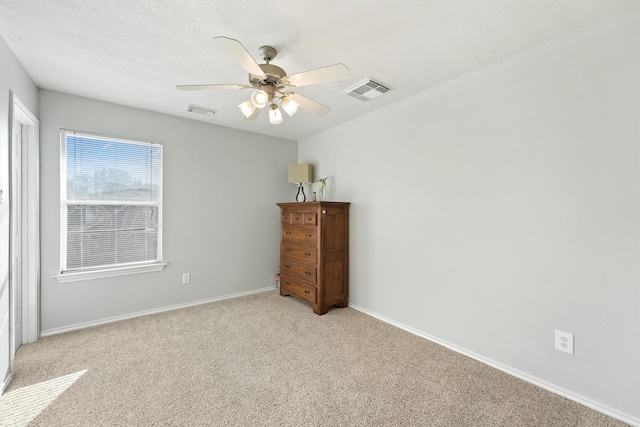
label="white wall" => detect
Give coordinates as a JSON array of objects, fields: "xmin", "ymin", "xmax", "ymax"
[
  {"xmin": 39, "ymin": 90, "xmax": 296, "ymax": 333},
  {"xmin": 0, "ymin": 35, "xmax": 38, "ymax": 389},
  {"xmin": 300, "ymin": 8, "xmax": 639, "ymax": 423}
]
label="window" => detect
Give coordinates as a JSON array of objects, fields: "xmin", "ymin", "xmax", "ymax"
[{"xmin": 57, "ymin": 130, "xmax": 165, "ymax": 282}]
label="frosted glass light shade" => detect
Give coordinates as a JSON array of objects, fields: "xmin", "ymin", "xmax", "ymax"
[
  {"xmin": 251, "ymin": 90, "xmax": 269, "ymax": 108},
  {"xmin": 288, "ymin": 163, "xmax": 314, "ymax": 184},
  {"xmin": 281, "ymin": 96, "xmax": 299, "ymax": 117},
  {"xmin": 269, "ymin": 105, "xmax": 283, "ymax": 125},
  {"xmin": 238, "ymin": 100, "xmax": 256, "ymax": 118}
]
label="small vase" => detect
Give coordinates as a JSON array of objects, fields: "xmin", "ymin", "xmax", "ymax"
[{"xmin": 318, "ymin": 183, "xmax": 326, "ymax": 201}]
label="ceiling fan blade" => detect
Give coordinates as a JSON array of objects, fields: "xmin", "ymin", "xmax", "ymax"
[
  {"xmin": 176, "ymin": 84, "xmax": 250, "ymax": 91},
  {"xmin": 286, "ymin": 93, "xmax": 330, "ymax": 116},
  {"xmin": 214, "ymin": 36, "xmax": 266, "ymax": 79},
  {"xmin": 285, "ymin": 63, "xmax": 350, "ymax": 87}
]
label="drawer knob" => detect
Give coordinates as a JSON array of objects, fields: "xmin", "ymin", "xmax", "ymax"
[
  {"xmin": 285, "ymin": 265, "xmax": 291, "ymax": 269},
  {"xmin": 285, "ymin": 248, "xmax": 291, "ymax": 252},
  {"xmin": 286, "ymin": 231, "xmax": 291, "ymax": 235},
  {"xmin": 304, "ymin": 290, "xmax": 310, "ymax": 294},
  {"xmin": 305, "ymin": 234, "xmax": 312, "ymax": 237},
  {"xmin": 305, "ymin": 272, "xmax": 311, "ymax": 275}
]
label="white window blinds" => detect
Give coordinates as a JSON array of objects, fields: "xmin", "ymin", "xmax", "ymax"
[{"xmin": 60, "ymin": 130, "xmax": 163, "ymax": 273}]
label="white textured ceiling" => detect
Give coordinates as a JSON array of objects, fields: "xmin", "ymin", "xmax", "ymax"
[{"xmin": 0, "ymin": 0, "xmax": 636, "ymax": 141}]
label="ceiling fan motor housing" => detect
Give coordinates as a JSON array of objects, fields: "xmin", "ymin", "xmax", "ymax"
[{"xmin": 250, "ymin": 63, "xmax": 287, "ymax": 89}]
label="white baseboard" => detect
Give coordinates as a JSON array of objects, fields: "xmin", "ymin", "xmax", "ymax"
[
  {"xmin": 40, "ymin": 286, "xmax": 276, "ymax": 337},
  {"xmin": 349, "ymin": 303, "xmax": 639, "ymax": 427}
]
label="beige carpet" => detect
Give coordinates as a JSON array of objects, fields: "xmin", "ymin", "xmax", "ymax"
[{"xmin": 0, "ymin": 290, "xmax": 628, "ymax": 426}]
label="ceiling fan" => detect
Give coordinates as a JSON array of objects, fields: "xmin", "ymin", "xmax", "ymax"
[{"xmin": 177, "ymin": 37, "xmax": 350, "ymax": 124}]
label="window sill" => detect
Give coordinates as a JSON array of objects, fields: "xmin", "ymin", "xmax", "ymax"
[{"xmin": 54, "ymin": 262, "xmax": 168, "ymax": 283}]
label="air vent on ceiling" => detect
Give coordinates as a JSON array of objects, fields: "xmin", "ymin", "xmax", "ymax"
[
  {"xmin": 343, "ymin": 78, "xmax": 390, "ymax": 101},
  {"xmin": 186, "ymin": 104, "xmax": 216, "ymax": 117}
]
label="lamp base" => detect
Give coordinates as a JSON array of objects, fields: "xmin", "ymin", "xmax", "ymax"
[{"xmin": 295, "ymin": 183, "xmax": 306, "ymax": 202}]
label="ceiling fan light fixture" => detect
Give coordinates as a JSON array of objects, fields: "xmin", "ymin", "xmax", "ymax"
[
  {"xmin": 251, "ymin": 90, "xmax": 269, "ymax": 108},
  {"xmin": 281, "ymin": 96, "xmax": 299, "ymax": 117},
  {"xmin": 269, "ymin": 104, "xmax": 283, "ymax": 125},
  {"xmin": 177, "ymin": 37, "xmax": 350, "ymax": 124},
  {"xmin": 238, "ymin": 99, "xmax": 256, "ymax": 118}
]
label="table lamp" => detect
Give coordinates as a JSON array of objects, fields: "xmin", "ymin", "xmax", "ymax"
[{"xmin": 288, "ymin": 163, "xmax": 314, "ymax": 202}]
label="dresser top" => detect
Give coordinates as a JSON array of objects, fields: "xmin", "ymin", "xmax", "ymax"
[{"xmin": 277, "ymin": 201, "xmax": 350, "ymax": 207}]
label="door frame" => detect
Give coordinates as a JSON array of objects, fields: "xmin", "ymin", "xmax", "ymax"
[{"xmin": 9, "ymin": 93, "xmax": 39, "ymax": 347}]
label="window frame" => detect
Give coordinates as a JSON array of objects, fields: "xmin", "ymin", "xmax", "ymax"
[{"xmin": 55, "ymin": 129, "xmax": 166, "ymax": 283}]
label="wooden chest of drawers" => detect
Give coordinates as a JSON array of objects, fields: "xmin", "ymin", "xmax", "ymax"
[{"xmin": 277, "ymin": 202, "xmax": 350, "ymax": 315}]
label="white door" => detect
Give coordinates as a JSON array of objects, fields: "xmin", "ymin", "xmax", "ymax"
[
  {"xmin": 0, "ymin": 116, "xmax": 10, "ymax": 393},
  {"xmin": 2, "ymin": 96, "xmax": 38, "ymax": 395},
  {"xmin": 11, "ymin": 119, "xmax": 22, "ymax": 351}
]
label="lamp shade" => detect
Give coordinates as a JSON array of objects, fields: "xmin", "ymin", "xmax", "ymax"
[
  {"xmin": 238, "ymin": 100, "xmax": 256, "ymax": 118},
  {"xmin": 288, "ymin": 163, "xmax": 314, "ymax": 184},
  {"xmin": 269, "ymin": 105, "xmax": 283, "ymax": 125},
  {"xmin": 251, "ymin": 90, "xmax": 269, "ymax": 108},
  {"xmin": 281, "ymin": 96, "xmax": 299, "ymax": 117}
]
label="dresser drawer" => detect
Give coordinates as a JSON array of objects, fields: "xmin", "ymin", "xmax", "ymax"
[
  {"xmin": 281, "ymin": 259, "xmax": 317, "ymax": 285},
  {"xmin": 282, "ymin": 226, "xmax": 316, "ymax": 245},
  {"xmin": 303, "ymin": 213, "xmax": 317, "ymax": 226},
  {"xmin": 290, "ymin": 212, "xmax": 304, "ymax": 225},
  {"xmin": 281, "ymin": 277, "xmax": 316, "ymax": 304},
  {"xmin": 282, "ymin": 243, "xmax": 317, "ymax": 264}
]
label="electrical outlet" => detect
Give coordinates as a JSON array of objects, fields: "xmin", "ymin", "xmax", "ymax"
[
  {"xmin": 182, "ymin": 273, "xmax": 191, "ymax": 284},
  {"xmin": 555, "ymin": 330, "xmax": 574, "ymax": 355}
]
